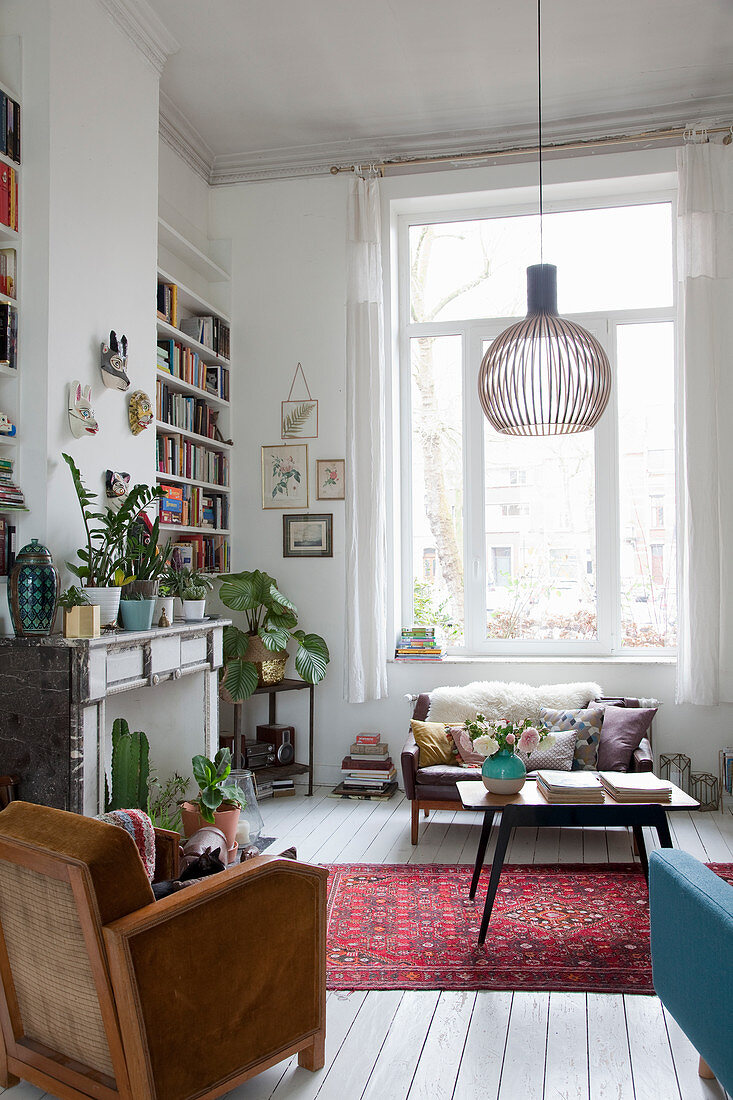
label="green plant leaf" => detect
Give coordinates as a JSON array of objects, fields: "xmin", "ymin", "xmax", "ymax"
[
  {"xmin": 219, "ymin": 782, "xmax": 246, "ymax": 808},
  {"xmin": 192, "ymin": 754, "xmax": 215, "ymax": 789},
  {"xmin": 200, "ymin": 787, "xmax": 222, "ymax": 812},
  {"xmin": 281, "ymin": 402, "xmax": 316, "ymax": 437},
  {"xmin": 223, "ymin": 624, "xmax": 250, "ymax": 659},
  {"xmin": 222, "ymin": 659, "xmax": 259, "ymax": 701},
  {"xmin": 268, "ymin": 584, "xmax": 296, "ymax": 614},
  {"xmin": 259, "ymin": 625, "xmax": 290, "ymax": 651},
  {"xmin": 293, "ymin": 632, "xmax": 330, "ymax": 683}
]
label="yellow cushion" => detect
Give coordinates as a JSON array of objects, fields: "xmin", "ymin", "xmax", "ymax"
[{"xmin": 410, "ymin": 719, "xmax": 454, "ymax": 767}]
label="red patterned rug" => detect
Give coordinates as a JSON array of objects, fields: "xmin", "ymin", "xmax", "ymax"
[{"xmin": 325, "ymin": 863, "xmax": 733, "ymax": 994}]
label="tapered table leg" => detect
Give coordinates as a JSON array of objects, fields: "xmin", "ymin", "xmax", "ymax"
[
  {"xmin": 478, "ymin": 811, "xmax": 515, "ymax": 945},
  {"xmin": 469, "ymin": 810, "xmax": 496, "ymax": 900}
]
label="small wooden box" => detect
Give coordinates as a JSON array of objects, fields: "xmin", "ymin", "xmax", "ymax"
[{"xmin": 63, "ymin": 604, "xmax": 101, "ymax": 639}]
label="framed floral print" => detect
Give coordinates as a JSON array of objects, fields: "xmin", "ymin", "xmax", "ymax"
[
  {"xmin": 316, "ymin": 459, "xmax": 345, "ymax": 500},
  {"xmin": 283, "ymin": 513, "xmax": 333, "ymax": 557},
  {"xmin": 261, "ymin": 444, "xmax": 309, "ymax": 509}
]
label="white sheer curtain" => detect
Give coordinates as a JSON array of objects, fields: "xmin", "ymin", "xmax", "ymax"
[
  {"xmin": 676, "ymin": 142, "xmax": 733, "ymax": 704},
  {"xmin": 344, "ymin": 174, "xmax": 388, "ymax": 702}
]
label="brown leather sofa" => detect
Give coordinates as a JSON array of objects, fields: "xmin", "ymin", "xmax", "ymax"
[
  {"xmin": 402, "ymin": 694, "xmax": 654, "ymax": 844},
  {"xmin": 0, "ymin": 802, "xmax": 327, "ymax": 1100}
]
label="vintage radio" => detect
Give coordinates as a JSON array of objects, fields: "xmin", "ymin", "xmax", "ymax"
[
  {"xmin": 243, "ymin": 739, "xmax": 276, "ymax": 769},
  {"xmin": 256, "ymin": 724, "xmax": 295, "ymax": 766}
]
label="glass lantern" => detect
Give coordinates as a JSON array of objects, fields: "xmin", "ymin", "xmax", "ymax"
[
  {"xmin": 659, "ymin": 753, "xmax": 691, "ymax": 793},
  {"xmin": 229, "ymin": 769, "xmax": 265, "ymax": 845},
  {"xmin": 690, "ymin": 772, "xmax": 719, "ymax": 812}
]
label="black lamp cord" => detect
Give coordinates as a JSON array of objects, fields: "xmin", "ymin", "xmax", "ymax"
[{"xmin": 537, "ymin": 0, "xmax": 543, "ymax": 265}]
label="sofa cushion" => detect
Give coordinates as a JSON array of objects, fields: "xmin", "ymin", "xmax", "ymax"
[
  {"xmin": 447, "ymin": 725, "xmax": 485, "ymax": 766},
  {"xmin": 597, "ymin": 705, "xmax": 657, "ymax": 772},
  {"xmin": 416, "ymin": 764, "xmax": 472, "ymax": 786},
  {"xmin": 540, "ymin": 707, "xmax": 604, "ymax": 771},
  {"xmin": 516, "ymin": 729, "xmax": 576, "ymax": 772},
  {"xmin": 410, "ymin": 719, "xmax": 454, "ymax": 767}
]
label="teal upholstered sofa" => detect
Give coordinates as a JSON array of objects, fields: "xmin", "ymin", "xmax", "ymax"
[{"xmin": 649, "ymin": 849, "xmax": 733, "ymax": 1092}]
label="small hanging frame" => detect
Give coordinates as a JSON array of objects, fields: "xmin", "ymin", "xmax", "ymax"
[{"xmin": 281, "ymin": 362, "xmax": 318, "ymax": 439}]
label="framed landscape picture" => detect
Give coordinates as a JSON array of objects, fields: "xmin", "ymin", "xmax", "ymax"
[
  {"xmin": 283, "ymin": 513, "xmax": 333, "ymax": 557},
  {"xmin": 261, "ymin": 444, "xmax": 309, "ymax": 509},
  {"xmin": 316, "ymin": 459, "xmax": 345, "ymax": 500}
]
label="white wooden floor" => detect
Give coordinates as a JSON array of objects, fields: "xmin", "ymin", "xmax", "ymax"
[{"xmin": 230, "ymin": 786, "xmax": 733, "ymax": 1100}]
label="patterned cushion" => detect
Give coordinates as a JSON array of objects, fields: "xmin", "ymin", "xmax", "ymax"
[
  {"xmin": 96, "ymin": 809, "xmax": 156, "ymax": 880},
  {"xmin": 540, "ymin": 707, "xmax": 604, "ymax": 771},
  {"xmin": 446, "ymin": 725, "xmax": 484, "ymax": 766},
  {"xmin": 515, "ymin": 729, "xmax": 576, "ymax": 772}
]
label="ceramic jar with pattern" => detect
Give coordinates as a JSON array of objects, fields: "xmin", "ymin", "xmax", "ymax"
[{"xmin": 7, "ymin": 539, "xmax": 60, "ymax": 636}]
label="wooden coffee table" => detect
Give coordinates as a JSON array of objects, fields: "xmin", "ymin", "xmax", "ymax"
[{"xmin": 457, "ymin": 778, "xmax": 699, "ymax": 944}]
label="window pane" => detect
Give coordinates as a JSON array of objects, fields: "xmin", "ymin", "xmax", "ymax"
[
  {"xmin": 485, "ymin": 417, "xmax": 597, "ymax": 641},
  {"xmin": 617, "ymin": 322, "xmax": 676, "ymax": 647},
  {"xmin": 410, "ymin": 335, "xmax": 464, "ymax": 643},
  {"xmin": 409, "ymin": 204, "xmax": 672, "ymax": 323}
]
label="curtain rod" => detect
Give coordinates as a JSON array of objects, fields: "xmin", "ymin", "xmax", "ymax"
[{"xmin": 329, "ymin": 123, "xmax": 733, "ymax": 176}]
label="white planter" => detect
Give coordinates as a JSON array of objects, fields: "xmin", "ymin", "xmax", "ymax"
[
  {"xmin": 181, "ymin": 599, "xmax": 206, "ymax": 621},
  {"xmin": 155, "ymin": 596, "xmax": 174, "ymax": 624},
  {"xmin": 84, "ymin": 586, "xmax": 121, "ymax": 628}
]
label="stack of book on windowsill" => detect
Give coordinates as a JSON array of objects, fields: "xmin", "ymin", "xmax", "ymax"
[
  {"xmin": 536, "ymin": 771, "xmax": 605, "ymax": 804},
  {"xmin": 394, "ymin": 626, "xmax": 443, "ymax": 661},
  {"xmin": 598, "ymin": 772, "xmax": 672, "ymax": 803},
  {"xmin": 330, "ymin": 733, "xmax": 398, "ymax": 800}
]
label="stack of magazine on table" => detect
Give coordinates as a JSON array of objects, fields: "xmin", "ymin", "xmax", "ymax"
[
  {"xmin": 598, "ymin": 772, "xmax": 673, "ymax": 802},
  {"xmin": 330, "ymin": 733, "xmax": 398, "ymax": 800},
  {"xmin": 536, "ymin": 771, "xmax": 605, "ymax": 803}
]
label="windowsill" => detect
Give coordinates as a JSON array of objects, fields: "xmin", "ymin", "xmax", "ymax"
[{"xmin": 388, "ymin": 654, "xmax": 677, "ymax": 666}]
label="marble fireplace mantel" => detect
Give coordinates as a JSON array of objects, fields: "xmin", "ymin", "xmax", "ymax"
[{"xmin": 0, "ymin": 617, "xmax": 230, "ymax": 815}]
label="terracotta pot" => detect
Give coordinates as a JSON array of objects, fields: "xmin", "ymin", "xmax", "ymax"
[{"xmin": 181, "ymin": 801, "xmax": 241, "ymax": 850}]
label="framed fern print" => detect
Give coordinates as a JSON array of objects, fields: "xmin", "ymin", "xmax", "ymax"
[{"xmin": 281, "ymin": 362, "xmax": 318, "ymax": 438}]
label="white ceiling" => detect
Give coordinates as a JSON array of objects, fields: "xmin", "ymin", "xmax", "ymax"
[{"xmin": 150, "ymin": 0, "xmax": 733, "ymax": 182}]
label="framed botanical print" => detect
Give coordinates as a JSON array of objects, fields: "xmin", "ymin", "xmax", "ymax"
[
  {"xmin": 283, "ymin": 513, "xmax": 333, "ymax": 557},
  {"xmin": 316, "ymin": 459, "xmax": 345, "ymax": 500},
  {"xmin": 261, "ymin": 444, "xmax": 309, "ymax": 509}
]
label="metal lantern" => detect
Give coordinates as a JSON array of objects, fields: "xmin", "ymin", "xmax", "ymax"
[
  {"xmin": 478, "ymin": 264, "xmax": 612, "ymax": 436},
  {"xmin": 659, "ymin": 753, "xmax": 691, "ymax": 794},
  {"xmin": 690, "ymin": 772, "xmax": 719, "ymax": 812}
]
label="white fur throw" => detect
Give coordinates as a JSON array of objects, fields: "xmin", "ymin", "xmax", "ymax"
[{"xmin": 426, "ymin": 680, "xmax": 603, "ymax": 727}]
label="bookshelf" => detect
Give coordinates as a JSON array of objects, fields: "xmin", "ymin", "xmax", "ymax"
[
  {"xmin": 0, "ymin": 72, "xmax": 22, "ymax": 584},
  {"xmin": 156, "ymin": 220, "xmax": 232, "ymax": 576}
]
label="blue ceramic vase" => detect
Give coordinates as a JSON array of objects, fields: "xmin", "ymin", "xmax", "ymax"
[
  {"xmin": 7, "ymin": 539, "xmax": 60, "ymax": 636},
  {"xmin": 481, "ymin": 748, "xmax": 527, "ymax": 794},
  {"xmin": 119, "ymin": 598, "xmax": 155, "ymax": 632}
]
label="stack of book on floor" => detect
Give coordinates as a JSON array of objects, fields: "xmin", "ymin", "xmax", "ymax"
[
  {"xmin": 598, "ymin": 772, "xmax": 673, "ymax": 803},
  {"xmin": 330, "ymin": 733, "xmax": 398, "ymax": 800},
  {"xmin": 394, "ymin": 626, "xmax": 443, "ymax": 661},
  {"xmin": 536, "ymin": 771, "xmax": 605, "ymax": 803}
]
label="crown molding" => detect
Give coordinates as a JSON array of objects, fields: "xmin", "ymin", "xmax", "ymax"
[
  {"xmin": 159, "ymin": 90, "xmax": 214, "ymax": 183},
  {"xmin": 157, "ymin": 92, "xmax": 733, "ymax": 187},
  {"xmin": 96, "ymin": 0, "xmax": 179, "ymax": 75}
]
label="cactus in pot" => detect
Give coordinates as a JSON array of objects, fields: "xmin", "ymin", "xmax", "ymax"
[{"xmin": 105, "ymin": 718, "xmax": 150, "ymax": 811}]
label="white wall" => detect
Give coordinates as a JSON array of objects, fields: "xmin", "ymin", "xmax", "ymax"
[{"xmin": 211, "ymin": 150, "xmax": 733, "ymax": 784}]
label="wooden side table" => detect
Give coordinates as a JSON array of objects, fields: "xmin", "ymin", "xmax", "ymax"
[{"xmin": 232, "ymin": 678, "xmax": 315, "ymax": 795}]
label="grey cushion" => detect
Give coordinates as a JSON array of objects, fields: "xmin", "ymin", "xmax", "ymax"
[{"xmin": 516, "ymin": 729, "xmax": 576, "ymax": 772}]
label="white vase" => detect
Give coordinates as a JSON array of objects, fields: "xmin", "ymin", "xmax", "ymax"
[
  {"xmin": 155, "ymin": 595, "xmax": 174, "ymax": 624},
  {"xmin": 84, "ymin": 586, "xmax": 121, "ymax": 628},
  {"xmin": 182, "ymin": 599, "xmax": 206, "ymax": 621}
]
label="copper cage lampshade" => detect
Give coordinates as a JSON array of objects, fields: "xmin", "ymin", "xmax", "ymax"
[{"xmin": 478, "ymin": 264, "xmax": 612, "ymax": 436}]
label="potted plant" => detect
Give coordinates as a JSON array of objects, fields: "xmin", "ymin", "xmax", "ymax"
[
  {"xmin": 155, "ymin": 575, "xmax": 175, "ymax": 626},
  {"xmin": 119, "ymin": 590, "xmax": 155, "ymax": 631},
  {"xmin": 58, "ymin": 585, "xmax": 100, "ymax": 639},
  {"xmin": 126, "ymin": 515, "xmax": 173, "ymax": 599},
  {"xmin": 465, "ymin": 713, "xmax": 555, "ymax": 795},
  {"xmin": 164, "ymin": 566, "xmax": 214, "ymax": 621},
  {"xmin": 218, "ymin": 569, "xmax": 330, "ymax": 701},
  {"xmin": 180, "ymin": 748, "xmax": 246, "ymax": 854},
  {"xmin": 63, "ymin": 453, "xmax": 164, "ymax": 627}
]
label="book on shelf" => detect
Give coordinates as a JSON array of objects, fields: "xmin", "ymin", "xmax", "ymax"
[
  {"xmin": 156, "ymin": 380, "xmax": 225, "ymax": 440},
  {"xmin": 156, "ymin": 432, "xmax": 230, "ymax": 487},
  {"xmin": 330, "ymin": 781, "xmax": 398, "ymax": 801},
  {"xmin": 0, "ymin": 93, "xmax": 21, "ymax": 164},
  {"xmin": 179, "ymin": 315, "xmax": 230, "ymax": 359},
  {"xmin": 598, "ymin": 772, "xmax": 673, "ymax": 803},
  {"xmin": 157, "ymin": 281, "xmax": 178, "ymax": 328},
  {"xmin": 350, "ymin": 741, "xmax": 389, "ymax": 758},
  {"xmin": 0, "ymin": 249, "xmax": 16, "ymax": 298},
  {"xmin": 535, "ymin": 770, "xmax": 605, "ymax": 803},
  {"xmin": 171, "ymin": 542, "xmax": 194, "ymax": 571},
  {"xmin": 0, "ymin": 303, "xmax": 17, "ymax": 368},
  {"xmin": 6, "ymin": 521, "xmax": 15, "ymax": 571},
  {"xmin": 0, "ymin": 515, "xmax": 5, "ymax": 574},
  {"xmin": 0, "ymin": 163, "xmax": 18, "ymax": 232},
  {"xmin": 157, "ymin": 339, "xmax": 230, "ymax": 399},
  {"xmin": 341, "ymin": 755, "xmax": 393, "ymax": 771}
]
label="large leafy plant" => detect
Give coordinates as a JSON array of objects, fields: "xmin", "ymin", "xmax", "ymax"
[
  {"xmin": 191, "ymin": 748, "xmax": 246, "ymax": 824},
  {"xmin": 219, "ymin": 569, "xmax": 330, "ymax": 701},
  {"xmin": 63, "ymin": 453, "xmax": 164, "ymax": 587}
]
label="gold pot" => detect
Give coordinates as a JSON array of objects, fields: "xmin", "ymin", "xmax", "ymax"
[{"xmin": 244, "ymin": 634, "xmax": 288, "ymax": 686}]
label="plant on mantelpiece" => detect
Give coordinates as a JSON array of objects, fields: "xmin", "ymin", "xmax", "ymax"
[{"xmin": 58, "ymin": 585, "xmax": 100, "ymax": 639}]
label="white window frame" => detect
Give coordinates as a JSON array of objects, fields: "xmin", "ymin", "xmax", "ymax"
[{"xmin": 397, "ymin": 188, "xmax": 676, "ymax": 657}]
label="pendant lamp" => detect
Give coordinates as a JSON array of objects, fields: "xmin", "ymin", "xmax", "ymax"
[{"xmin": 477, "ymin": 0, "xmax": 611, "ymax": 436}]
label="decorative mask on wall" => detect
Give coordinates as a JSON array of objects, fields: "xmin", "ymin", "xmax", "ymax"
[
  {"xmin": 100, "ymin": 330, "xmax": 130, "ymax": 391},
  {"xmin": 128, "ymin": 390, "xmax": 153, "ymax": 435},
  {"xmin": 0, "ymin": 412, "xmax": 16, "ymax": 436},
  {"xmin": 105, "ymin": 469, "xmax": 130, "ymax": 511},
  {"xmin": 68, "ymin": 381, "xmax": 99, "ymax": 438}
]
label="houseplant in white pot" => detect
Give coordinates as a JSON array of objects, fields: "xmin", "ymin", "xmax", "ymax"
[
  {"xmin": 164, "ymin": 565, "xmax": 213, "ymax": 621},
  {"xmin": 63, "ymin": 453, "xmax": 164, "ymax": 627}
]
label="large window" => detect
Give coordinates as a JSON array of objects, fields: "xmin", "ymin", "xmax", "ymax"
[{"xmin": 401, "ymin": 198, "xmax": 676, "ymax": 653}]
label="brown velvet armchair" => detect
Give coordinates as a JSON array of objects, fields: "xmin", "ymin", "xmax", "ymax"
[
  {"xmin": 0, "ymin": 802, "xmax": 327, "ymax": 1100},
  {"xmin": 402, "ymin": 694, "xmax": 654, "ymax": 844}
]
